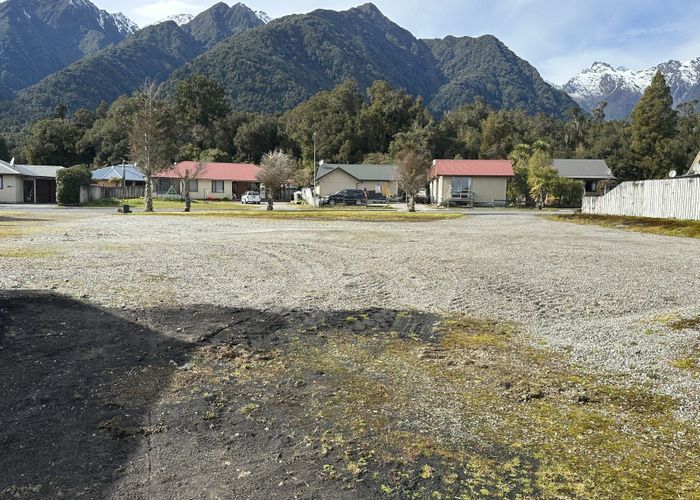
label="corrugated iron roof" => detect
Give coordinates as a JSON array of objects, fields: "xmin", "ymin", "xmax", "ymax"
[
  {"xmin": 430, "ymin": 159, "xmax": 514, "ymax": 178},
  {"xmin": 0, "ymin": 160, "xmax": 17, "ymax": 175},
  {"xmin": 553, "ymin": 159, "xmax": 614, "ymax": 179},
  {"xmin": 92, "ymin": 164, "xmax": 145, "ymax": 182},
  {"xmin": 155, "ymin": 162, "xmax": 260, "ymax": 181},
  {"xmin": 10, "ymin": 164, "xmax": 64, "ymax": 178},
  {"xmin": 316, "ymin": 164, "xmax": 397, "ymax": 181}
]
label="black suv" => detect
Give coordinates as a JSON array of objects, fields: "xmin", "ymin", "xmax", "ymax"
[{"xmin": 324, "ymin": 189, "xmax": 366, "ymax": 206}]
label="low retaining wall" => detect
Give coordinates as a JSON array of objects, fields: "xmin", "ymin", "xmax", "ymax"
[{"xmin": 582, "ymin": 177, "xmax": 700, "ymax": 221}]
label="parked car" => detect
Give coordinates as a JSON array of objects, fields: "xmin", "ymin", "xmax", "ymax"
[
  {"xmin": 416, "ymin": 188, "xmax": 429, "ymax": 203},
  {"xmin": 367, "ymin": 192, "xmax": 388, "ymax": 205},
  {"xmin": 241, "ymin": 191, "xmax": 261, "ymax": 204},
  {"xmin": 322, "ymin": 189, "xmax": 366, "ymax": 206}
]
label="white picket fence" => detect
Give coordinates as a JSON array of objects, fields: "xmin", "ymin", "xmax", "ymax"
[{"xmin": 582, "ymin": 177, "xmax": 700, "ymax": 221}]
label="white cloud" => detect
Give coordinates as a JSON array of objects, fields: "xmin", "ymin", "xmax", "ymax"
[{"xmin": 132, "ymin": 0, "xmax": 209, "ymax": 25}]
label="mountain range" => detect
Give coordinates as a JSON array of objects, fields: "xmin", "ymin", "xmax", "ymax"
[
  {"xmin": 563, "ymin": 59, "xmax": 700, "ymax": 120},
  {"xmin": 0, "ymin": 0, "xmax": 136, "ymax": 97},
  {"xmin": 0, "ymin": 0, "xmax": 578, "ymax": 128}
]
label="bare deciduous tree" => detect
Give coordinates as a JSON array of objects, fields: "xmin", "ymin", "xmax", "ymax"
[
  {"xmin": 257, "ymin": 150, "xmax": 296, "ymax": 211},
  {"xmin": 174, "ymin": 160, "xmax": 205, "ymax": 212},
  {"xmin": 129, "ymin": 82, "xmax": 174, "ymax": 212},
  {"xmin": 395, "ymin": 147, "xmax": 431, "ymax": 212}
]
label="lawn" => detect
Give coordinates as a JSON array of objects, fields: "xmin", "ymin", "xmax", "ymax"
[
  {"xmin": 84, "ymin": 197, "xmax": 257, "ymax": 210},
  {"xmin": 552, "ymin": 214, "xmax": 700, "ymax": 238}
]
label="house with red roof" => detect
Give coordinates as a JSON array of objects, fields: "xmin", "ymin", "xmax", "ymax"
[
  {"xmin": 153, "ymin": 162, "xmax": 261, "ymax": 200},
  {"xmin": 429, "ymin": 159, "xmax": 514, "ymax": 207}
]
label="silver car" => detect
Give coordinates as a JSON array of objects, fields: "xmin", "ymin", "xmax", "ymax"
[{"xmin": 241, "ymin": 191, "xmax": 261, "ymax": 204}]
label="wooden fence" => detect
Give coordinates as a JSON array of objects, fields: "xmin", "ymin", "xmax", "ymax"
[
  {"xmin": 581, "ymin": 177, "xmax": 700, "ymax": 221},
  {"xmin": 80, "ymin": 185, "xmax": 145, "ymax": 204}
]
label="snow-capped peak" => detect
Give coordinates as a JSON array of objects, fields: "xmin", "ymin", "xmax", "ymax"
[
  {"xmin": 255, "ymin": 10, "xmax": 272, "ymax": 24},
  {"xmin": 563, "ymin": 58, "xmax": 700, "ymax": 119},
  {"xmin": 111, "ymin": 12, "xmax": 138, "ymax": 34},
  {"xmin": 157, "ymin": 13, "xmax": 195, "ymax": 26}
]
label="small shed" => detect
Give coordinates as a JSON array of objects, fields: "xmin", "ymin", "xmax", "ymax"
[{"xmin": 553, "ymin": 159, "xmax": 614, "ymax": 193}]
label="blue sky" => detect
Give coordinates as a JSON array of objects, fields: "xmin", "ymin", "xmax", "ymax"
[{"xmin": 95, "ymin": 0, "xmax": 700, "ymax": 84}]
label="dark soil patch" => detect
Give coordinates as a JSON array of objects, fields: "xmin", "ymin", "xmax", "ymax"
[{"xmin": 1, "ymin": 293, "xmax": 698, "ymax": 499}]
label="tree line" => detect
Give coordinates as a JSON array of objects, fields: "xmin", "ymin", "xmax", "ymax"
[{"xmin": 6, "ymin": 71, "xmax": 699, "ymax": 188}]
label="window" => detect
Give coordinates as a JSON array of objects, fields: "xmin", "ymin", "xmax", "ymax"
[
  {"xmin": 212, "ymin": 180, "xmax": 224, "ymax": 193},
  {"xmin": 451, "ymin": 176, "xmax": 472, "ymax": 197},
  {"xmin": 158, "ymin": 178, "xmax": 179, "ymax": 193},
  {"xmin": 189, "ymin": 179, "xmax": 198, "ymax": 193},
  {"xmin": 0, "ymin": 175, "xmax": 3, "ymax": 189}
]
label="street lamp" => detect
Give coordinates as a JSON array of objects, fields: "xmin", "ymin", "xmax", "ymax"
[
  {"xmin": 313, "ymin": 132, "xmax": 316, "ymax": 197},
  {"xmin": 121, "ymin": 158, "xmax": 126, "ymax": 199}
]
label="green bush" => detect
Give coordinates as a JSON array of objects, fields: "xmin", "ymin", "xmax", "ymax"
[
  {"xmin": 56, "ymin": 164, "xmax": 92, "ymax": 205},
  {"xmin": 549, "ymin": 177, "xmax": 585, "ymax": 208}
]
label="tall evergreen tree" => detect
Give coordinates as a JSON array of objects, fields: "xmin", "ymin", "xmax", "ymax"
[{"xmin": 630, "ymin": 71, "xmax": 678, "ymax": 179}]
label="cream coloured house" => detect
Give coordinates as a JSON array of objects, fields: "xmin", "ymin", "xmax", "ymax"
[
  {"xmin": 153, "ymin": 162, "xmax": 261, "ymax": 200},
  {"xmin": 0, "ymin": 160, "xmax": 63, "ymax": 203},
  {"xmin": 429, "ymin": 159, "xmax": 514, "ymax": 206},
  {"xmin": 315, "ymin": 163, "xmax": 398, "ymax": 197}
]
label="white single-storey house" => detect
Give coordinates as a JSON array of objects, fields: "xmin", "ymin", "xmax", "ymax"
[
  {"xmin": 429, "ymin": 159, "xmax": 514, "ymax": 206},
  {"xmin": 315, "ymin": 163, "xmax": 398, "ymax": 197},
  {"xmin": 0, "ymin": 159, "xmax": 64, "ymax": 203}
]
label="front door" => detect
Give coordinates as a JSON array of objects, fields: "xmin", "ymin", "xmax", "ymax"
[
  {"xmin": 23, "ymin": 180, "xmax": 34, "ymax": 203},
  {"xmin": 35, "ymin": 179, "xmax": 55, "ymax": 203}
]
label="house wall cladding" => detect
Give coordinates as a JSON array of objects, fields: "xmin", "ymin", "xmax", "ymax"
[{"xmin": 582, "ymin": 177, "xmax": 700, "ymax": 221}]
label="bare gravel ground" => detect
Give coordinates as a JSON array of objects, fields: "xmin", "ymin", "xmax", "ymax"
[
  {"xmin": 1, "ymin": 208, "xmax": 699, "ymax": 497},
  {"xmin": 2, "ymin": 209, "xmax": 698, "ymax": 410}
]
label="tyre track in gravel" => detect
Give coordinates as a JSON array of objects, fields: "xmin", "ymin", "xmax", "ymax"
[{"xmin": 2, "ymin": 212, "xmax": 699, "ymax": 420}]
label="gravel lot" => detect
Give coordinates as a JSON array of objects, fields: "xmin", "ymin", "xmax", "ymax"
[
  {"xmin": 2, "ymin": 208, "xmax": 700, "ymax": 497},
  {"xmin": 2, "ymin": 208, "xmax": 699, "ymax": 419}
]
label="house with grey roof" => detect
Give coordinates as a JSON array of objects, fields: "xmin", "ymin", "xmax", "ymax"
[
  {"xmin": 553, "ymin": 159, "xmax": 615, "ymax": 193},
  {"xmin": 315, "ymin": 163, "xmax": 398, "ymax": 197},
  {"xmin": 0, "ymin": 159, "xmax": 64, "ymax": 203},
  {"xmin": 92, "ymin": 164, "xmax": 145, "ymax": 186}
]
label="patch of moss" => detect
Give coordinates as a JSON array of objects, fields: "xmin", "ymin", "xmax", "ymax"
[
  {"xmin": 440, "ymin": 317, "xmax": 515, "ymax": 348},
  {"xmin": 667, "ymin": 316, "xmax": 700, "ymax": 331},
  {"xmin": 278, "ymin": 313, "xmax": 700, "ymax": 498},
  {"xmin": 1, "ymin": 248, "xmax": 58, "ymax": 258},
  {"xmin": 238, "ymin": 403, "xmax": 259, "ymax": 414},
  {"xmin": 552, "ymin": 214, "xmax": 700, "ymax": 239},
  {"xmin": 672, "ymin": 356, "xmax": 699, "ymax": 373},
  {"xmin": 136, "ymin": 209, "xmax": 464, "ymax": 223}
]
